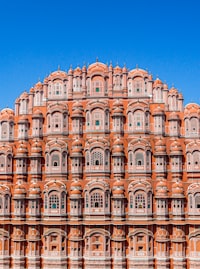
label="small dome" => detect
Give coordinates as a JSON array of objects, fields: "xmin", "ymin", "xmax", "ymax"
[
  {"xmin": 168, "ymin": 112, "xmax": 180, "ymax": 121},
  {"xmin": 0, "ymin": 108, "xmax": 14, "ymax": 121},
  {"xmin": 48, "ymin": 69, "xmax": 68, "ymax": 80},
  {"xmin": 34, "ymin": 81, "xmax": 43, "ymax": 90},
  {"xmin": 113, "ymin": 65, "xmax": 122, "ymax": 74},
  {"xmin": 113, "ymin": 188, "xmax": 124, "ymax": 195},
  {"xmin": 70, "ymin": 189, "xmax": 82, "ymax": 195},
  {"xmin": 157, "ymin": 180, "xmax": 168, "ymax": 189},
  {"xmin": 170, "ymin": 141, "xmax": 182, "ymax": 155},
  {"xmin": 29, "ymin": 182, "xmax": 41, "ymax": 196},
  {"xmin": 70, "ymin": 180, "xmax": 82, "ymax": 196},
  {"xmin": 169, "ymin": 87, "xmax": 178, "ymax": 95},
  {"xmin": 113, "ymin": 179, "xmax": 124, "ymax": 188},
  {"xmin": 178, "ymin": 93, "xmax": 183, "ymax": 99},
  {"xmin": 113, "ymin": 179, "xmax": 125, "ymax": 197},
  {"xmin": 14, "ymin": 184, "xmax": 26, "ymax": 196},
  {"xmin": 20, "ymin": 91, "xmax": 29, "ymax": 99},
  {"xmin": 71, "ymin": 108, "xmax": 84, "ymax": 118},
  {"xmin": 155, "ymin": 180, "xmax": 168, "ymax": 197},
  {"xmin": 113, "ymin": 107, "xmax": 124, "ymax": 114},
  {"xmin": 71, "ymin": 102, "xmax": 84, "ymax": 118},
  {"xmin": 16, "ymin": 142, "xmax": 28, "ymax": 155},
  {"xmin": 72, "ymin": 139, "xmax": 82, "ymax": 148},
  {"xmin": 153, "ymin": 106, "xmax": 164, "ymax": 116},
  {"xmin": 113, "ymin": 99, "xmax": 123, "ymax": 108},
  {"xmin": 154, "ymin": 139, "xmax": 166, "ymax": 154},
  {"xmin": 172, "ymin": 180, "xmax": 184, "ymax": 197},
  {"xmin": 31, "ymin": 141, "xmax": 42, "ymax": 154},
  {"xmin": 113, "ymin": 138, "xmax": 124, "ymax": 147},
  {"xmin": 18, "ymin": 115, "xmax": 29, "ymax": 123},
  {"xmin": 32, "ymin": 109, "xmax": 43, "ymax": 118},
  {"xmin": 73, "ymin": 66, "xmax": 82, "ymax": 75},
  {"xmin": 71, "ymin": 180, "xmax": 82, "ymax": 189},
  {"xmin": 112, "ymin": 138, "xmax": 124, "ymax": 155},
  {"xmin": 153, "ymin": 78, "xmax": 162, "ymax": 87},
  {"xmin": 72, "ymin": 101, "xmax": 83, "ymax": 109},
  {"xmin": 71, "ymin": 139, "xmax": 83, "ymax": 156}
]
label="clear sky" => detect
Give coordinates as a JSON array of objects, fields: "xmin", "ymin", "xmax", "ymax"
[{"xmin": 0, "ymin": 0, "xmax": 200, "ymax": 109}]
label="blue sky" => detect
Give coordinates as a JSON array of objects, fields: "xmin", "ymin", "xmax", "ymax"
[{"xmin": 0, "ymin": 0, "xmax": 200, "ymax": 109}]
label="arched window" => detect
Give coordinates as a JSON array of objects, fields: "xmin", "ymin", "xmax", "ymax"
[
  {"xmin": 133, "ymin": 110, "xmax": 144, "ymax": 130},
  {"xmin": 191, "ymin": 117, "xmax": 198, "ymax": 135},
  {"xmin": 188, "ymin": 184, "xmax": 200, "ymax": 216},
  {"xmin": 135, "ymin": 152, "xmax": 144, "ymax": 166},
  {"xmin": 195, "ymin": 194, "xmax": 200, "ymax": 209},
  {"xmin": 128, "ymin": 112, "xmax": 133, "ymax": 130},
  {"xmin": 0, "ymin": 190, "xmax": 10, "ymax": 216},
  {"xmin": 129, "ymin": 230, "xmax": 153, "ymax": 257},
  {"xmin": 19, "ymin": 99, "xmax": 28, "ymax": 114},
  {"xmin": 51, "ymin": 154, "xmax": 60, "ymax": 167},
  {"xmin": 0, "ymin": 196, "xmax": 3, "ymax": 210},
  {"xmin": 1, "ymin": 122, "xmax": 7, "ymax": 139},
  {"xmin": 135, "ymin": 193, "xmax": 146, "ymax": 209},
  {"xmin": 52, "ymin": 112, "xmax": 62, "ymax": 131},
  {"xmin": 91, "ymin": 192, "xmax": 103, "ymax": 208},
  {"xmin": 0, "ymin": 155, "xmax": 5, "ymax": 172},
  {"xmin": 91, "ymin": 150, "xmax": 103, "ymax": 166},
  {"xmin": 92, "ymin": 79, "xmax": 104, "ymax": 95},
  {"xmin": 128, "ymin": 181, "xmax": 152, "ymax": 218},
  {"xmin": 133, "ymin": 78, "xmax": 143, "ymax": 94},
  {"xmin": 49, "ymin": 194, "xmax": 59, "ymax": 209},
  {"xmin": 185, "ymin": 118, "xmax": 189, "ymax": 136},
  {"xmin": 73, "ymin": 77, "xmax": 81, "ymax": 92},
  {"xmin": 92, "ymin": 109, "xmax": 104, "ymax": 130},
  {"xmin": 129, "ymin": 152, "xmax": 133, "ymax": 167},
  {"xmin": 84, "ymin": 182, "xmax": 110, "ymax": 216},
  {"xmin": 84, "ymin": 230, "xmax": 110, "ymax": 260},
  {"xmin": 113, "ymin": 75, "xmax": 122, "ymax": 91},
  {"xmin": 53, "ymin": 82, "xmax": 63, "ymax": 96},
  {"xmin": 44, "ymin": 187, "xmax": 66, "ymax": 216},
  {"xmin": 44, "ymin": 230, "xmax": 66, "ymax": 255}
]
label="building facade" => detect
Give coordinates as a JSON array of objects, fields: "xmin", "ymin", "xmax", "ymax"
[{"xmin": 0, "ymin": 61, "xmax": 199, "ymax": 268}]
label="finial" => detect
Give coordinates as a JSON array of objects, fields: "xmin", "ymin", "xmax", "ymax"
[
  {"xmin": 58, "ymin": 65, "xmax": 60, "ymax": 71},
  {"xmin": 136, "ymin": 64, "xmax": 138, "ymax": 69},
  {"xmin": 96, "ymin": 57, "xmax": 99, "ymax": 62}
]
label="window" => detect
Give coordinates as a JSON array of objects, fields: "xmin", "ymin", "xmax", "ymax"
[
  {"xmin": 49, "ymin": 195, "xmax": 59, "ymax": 209},
  {"xmin": 91, "ymin": 151, "xmax": 103, "ymax": 166},
  {"xmin": 91, "ymin": 192, "xmax": 103, "ymax": 208},
  {"xmin": 135, "ymin": 194, "xmax": 145, "ymax": 209},
  {"xmin": 95, "ymin": 120, "xmax": 100, "ymax": 126},
  {"xmin": 51, "ymin": 154, "xmax": 60, "ymax": 167},
  {"xmin": 135, "ymin": 152, "xmax": 144, "ymax": 166},
  {"xmin": 96, "ymin": 87, "xmax": 100, "ymax": 92},
  {"xmin": 195, "ymin": 195, "xmax": 200, "ymax": 208}
]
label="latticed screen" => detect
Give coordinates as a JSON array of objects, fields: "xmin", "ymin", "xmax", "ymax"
[
  {"xmin": 91, "ymin": 151, "xmax": 103, "ymax": 166},
  {"xmin": 135, "ymin": 194, "xmax": 145, "ymax": 209},
  {"xmin": 49, "ymin": 195, "xmax": 59, "ymax": 209},
  {"xmin": 91, "ymin": 192, "xmax": 103, "ymax": 208}
]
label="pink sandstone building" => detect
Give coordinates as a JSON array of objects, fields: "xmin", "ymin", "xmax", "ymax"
[{"xmin": 0, "ymin": 61, "xmax": 199, "ymax": 269}]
